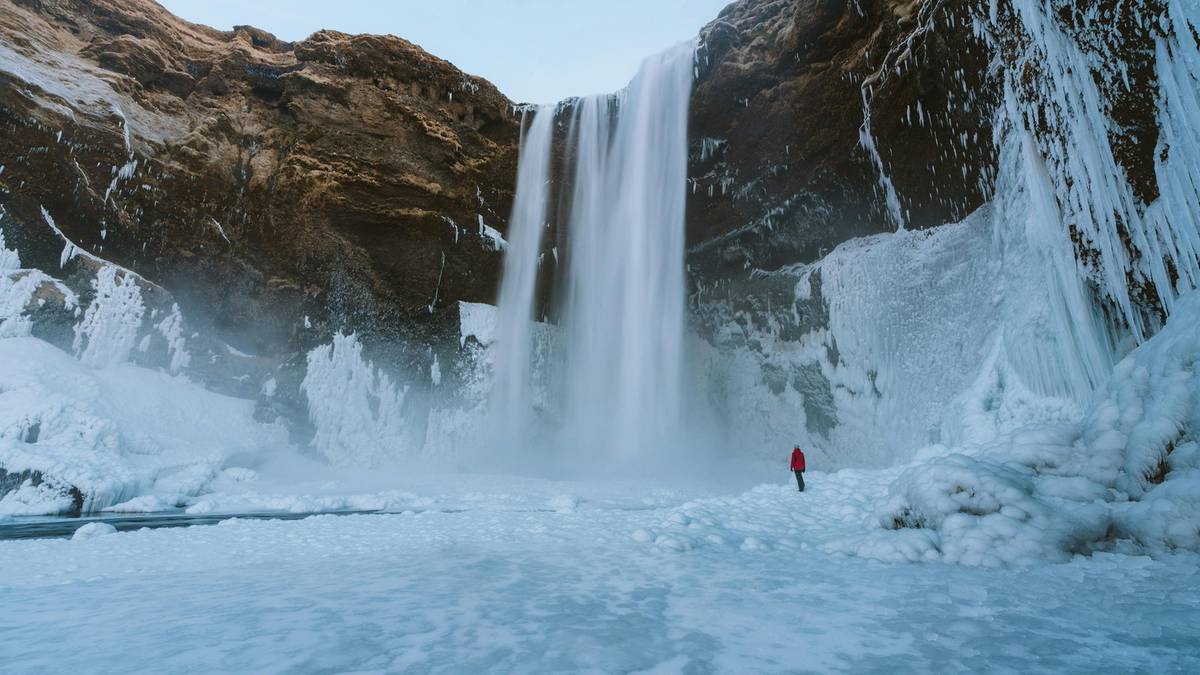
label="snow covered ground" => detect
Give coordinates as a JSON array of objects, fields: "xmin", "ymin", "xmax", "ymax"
[{"xmin": 2, "ymin": 471, "xmax": 1198, "ymax": 673}]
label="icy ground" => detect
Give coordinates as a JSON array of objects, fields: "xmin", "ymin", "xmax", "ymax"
[{"xmin": 2, "ymin": 472, "xmax": 1198, "ymax": 674}]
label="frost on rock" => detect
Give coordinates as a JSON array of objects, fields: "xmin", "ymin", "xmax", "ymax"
[
  {"xmin": 154, "ymin": 303, "xmax": 191, "ymax": 374},
  {"xmin": 301, "ymin": 333, "xmax": 414, "ymax": 467},
  {"xmin": 478, "ymin": 215, "xmax": 507, "ymax": 251},
  {"xmin": 73, "ymin": 265, "xmax": 145, "ymax": 368},
  {"xmin": 458, "ymin": 301, "xmax": 497, "ymax": 348},
  {"xmin": 0, "ymin": 477, "xmax": 80, "ymax": 516},
  {"xmin": 0, "ymin": 227, "xmax": 78, "ymax": 339}
]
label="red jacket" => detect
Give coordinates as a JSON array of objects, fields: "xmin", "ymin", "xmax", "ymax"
[{"xmin": 790, "ymin": 448, "xmax": 806, "ymax": 472}]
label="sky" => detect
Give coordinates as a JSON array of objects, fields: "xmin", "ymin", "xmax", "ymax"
[{"xmin": 158, "ymin": 0, "xmax": 733, "ymax": 104}]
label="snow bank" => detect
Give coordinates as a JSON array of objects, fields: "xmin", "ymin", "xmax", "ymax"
[
  {"xmin": 0, "ymin": 224, "xmax": 292, "ymax": 514},
  {"xmin": 872, "ymin": 454, "xmax": 1108, "ymax": 566}
]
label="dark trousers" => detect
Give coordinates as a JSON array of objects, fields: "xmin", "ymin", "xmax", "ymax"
[{"xmin": 794, "ymin": 470, "xmax": 805, "ymax": 492}]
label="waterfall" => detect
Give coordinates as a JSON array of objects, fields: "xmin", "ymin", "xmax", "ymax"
[
  {"xmin": 563, "ymin": 42, "xmax": 694, "ymax": 457},
  {"xmin": 491, "ymin": 106, "xmax": 554, "ymax": 443},
  {"xmin": 492, "ymin": 42, "xmax": 695, "ymax": 459}
]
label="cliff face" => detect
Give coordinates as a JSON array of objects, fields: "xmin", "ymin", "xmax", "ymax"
[
  {"xmin": 686, "ymin": 0, "xmax": 1171, "ymax": 309},
  {"xmin": 686, "ymin": 0, "xmax": 998, "ymax": 279},
  {"xmin": 0, "ymin": 0, "xmax": 519, "ymax": 397}
]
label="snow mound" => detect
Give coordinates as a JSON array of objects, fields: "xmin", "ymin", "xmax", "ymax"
[
  {"xmin": 547, "ymin": 494, "xmax": 579, "ymax": 513},
  {"xmin": 72, "ymin": 522, "xmax": 117, "ymax": 540},
  {"xmin": 873, "ymin": 454, "xmax": 1107, "ymax": 566}
]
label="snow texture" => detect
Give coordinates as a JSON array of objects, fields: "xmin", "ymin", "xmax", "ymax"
[{"xmin": 0, "ymin": 472, "xmax": 1197, "ymax": 672}]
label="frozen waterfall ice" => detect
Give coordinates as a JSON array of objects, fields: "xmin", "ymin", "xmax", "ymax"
[{"xmin": 491, "ymin": 42, "xmax": 695, "ymax": 459}]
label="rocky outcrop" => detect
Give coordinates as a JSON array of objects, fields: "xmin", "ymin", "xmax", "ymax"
[
  {"xmin": 686, "ymin": 0, "xmax": 1176, "ymax": 309},
  {"xmin": 686, "ymin": 0, "xmax": 998, "ymax": 280},
  {"xmin": 0, "ymin": 0, "xmax": 520, "ymax": 432}
]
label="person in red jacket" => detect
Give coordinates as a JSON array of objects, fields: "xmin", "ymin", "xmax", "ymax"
[{"xmin": 790, "ymin": 446, "xmax": 806, "ymax": 492}]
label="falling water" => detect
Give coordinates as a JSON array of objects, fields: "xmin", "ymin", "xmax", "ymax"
[
  {"xmin": 491, "ymin": 106, "xmax": 554, "ymax": 443},
  {"xmin": 561, "ymin": 43, "xmax": 694, "ymax": 456},
  {"xmin": 492, "ymin": 42, "xmax": 695, "ymax": 458}
]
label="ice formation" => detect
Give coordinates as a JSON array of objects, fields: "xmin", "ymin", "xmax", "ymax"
[
  {"xmin": 687, "ymin": 0, "xmax": 1200, "ymax": 563},
  {"xmin": 856, "ymin": 290, "xmax": 1200, "ymax": 565},
  {"xmin": 1, "ymin": 227, "xmax": 77, "ymax": 338},
  {"xmin": 0, "ymin": 221, "xmax": 286, "ymax": 515},
  {"xmin": 0, "ymin": 335, "xmax": 288, "ymax": 515},
  {"xmin": 72, "ymin": 265, "xmax": 145, "ymax": 368},
  {"xmin": 301, "ymin": 332, "xmax": 414, "ymax": 467},
  {"xmin": 1000, "ymin": 0, "xmax": 1200, "ymax": 340}
]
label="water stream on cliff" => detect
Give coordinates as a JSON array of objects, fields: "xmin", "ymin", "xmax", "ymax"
[
  {"xmin": 491, "ymin": 106, "xmax": 555, "ymax": 443},
  {"xmin": 493, "ymin": 42, "xmax": 694, "ymax": 461}
]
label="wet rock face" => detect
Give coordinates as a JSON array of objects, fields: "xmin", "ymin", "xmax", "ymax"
[
  {"xmin": 686, "ymin": 0, "xmax": 998, "ymax": 280},
  {"xmin": 0, "ymin": 0, "xmax": 520, "ymax": 371}
]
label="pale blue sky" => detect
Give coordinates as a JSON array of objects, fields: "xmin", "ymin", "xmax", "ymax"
[{"xmin": 159, "ymin": 0, "xmax": 732, "ymax": 104}]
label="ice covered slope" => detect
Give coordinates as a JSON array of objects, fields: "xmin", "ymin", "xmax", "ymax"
[
  {"xmin": 0, "ymin": 337, "xmax": 289, "ymax": 515},
  {"xmin": 0, "ymin": 225, "xmax": 290, "ymax": 515},
  {"xmin": 696, "ymin": 198, "xmax": 1093, "ymax": 469},
  {"xmin": 858, "ymin": 289, "xmax": 1200, "ymax": 565}
]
